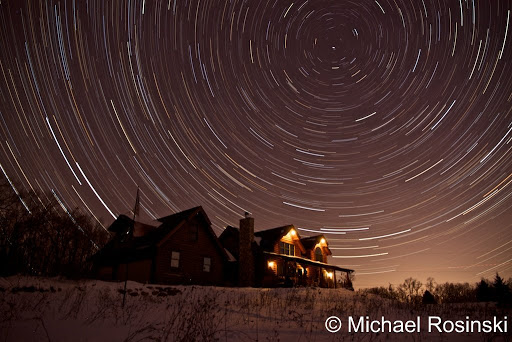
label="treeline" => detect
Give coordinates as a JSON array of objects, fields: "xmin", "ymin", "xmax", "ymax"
[
  {"xmin": 0, "ymin": 179, "xmax": 110, "ymax": 278},
  {"xmin": 360, "ymin": 274, "xmax": 512, "ymax": 306}
]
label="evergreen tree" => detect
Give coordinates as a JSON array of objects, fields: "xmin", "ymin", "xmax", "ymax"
[
  {"xmin": 422, "ymin": 290, "xmax": 436, "ymax": 304},
  {"xmin": 476, "ymin": 279, "xmax": 491, "ymax": 302}
]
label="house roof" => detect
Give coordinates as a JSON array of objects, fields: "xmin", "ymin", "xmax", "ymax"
[
  {"xmin": 300, "ymin": 235, "xmax": 332, "ymax": 256},
  {"xmin": 254, "ymin": 224, "xmax": 308, "ymax": 254},
  {"xmin": 157, "ymin": 206, "xmax": 211, "ymax": 225},
  {"xmin": 218, "ymin": 225, "xmax": 241, "ymax": 259},
  {"xmin": 219, "ymin": 225, "xmax": 240, "ymax": 240},
  {"xmin": 94, "ymin": 206, "xmax": 226, "ymax": 265},
  {"xmin": 225, "ymin": 225, "xmax": 333, "ymax": 255},
  {"xmin": 254, "ymin": 224, "xmax": 295, "ymax": 241},
  {"xmin": 107, "ymin": 214, "xmax": 133, "ymax": 233},
  {"xmin": 300, "ymin": 235, "xmax": 324, "ymax": 250},
  {"xmin": 106, "ymin": 214, "xmax": 158, "ymax": 237}
]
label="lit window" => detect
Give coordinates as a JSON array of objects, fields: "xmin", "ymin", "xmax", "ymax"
[
  {"xmin": 279, "ymin": 241, "xmax": 295, "ymax": 256},
  {"xmin": 171, "ymin": 251, "xmax": 180, "ymax": 268},
  {"xmin": 203, "ymin": 257, "xmax": 211, "ymax": 272}
]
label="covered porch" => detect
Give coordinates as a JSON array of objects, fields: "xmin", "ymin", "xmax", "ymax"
[{"xmin": 262, "ymin": 252, "xmax": 353, "ymax": 288}]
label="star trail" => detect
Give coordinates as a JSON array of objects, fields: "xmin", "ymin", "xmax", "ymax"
[{"xmin": 0, "ymin": 0, "xmax": 511, "ymax": 287}]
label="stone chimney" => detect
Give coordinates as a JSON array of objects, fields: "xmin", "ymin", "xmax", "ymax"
[{"xmin": 239, "ymin": 212, "xmax": 254, "ymax": 286}]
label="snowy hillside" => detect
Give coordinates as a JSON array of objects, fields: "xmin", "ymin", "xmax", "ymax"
[{"xmin": 0, "ymin": 276, "xmax": 508, "ymax": 341}]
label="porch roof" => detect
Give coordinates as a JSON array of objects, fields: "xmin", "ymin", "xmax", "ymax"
[{"xmin": 263, "ymin": 252, "xmax": 353, "ymax": 273}]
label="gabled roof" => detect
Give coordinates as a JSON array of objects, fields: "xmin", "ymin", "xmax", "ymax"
[
  {"xmin": 106, "ymin": 214, "xmax": 157, "ymax": 237},
  {"xmin": 300, "ymin": 235, "xmax": 332, "ymax": 255},
  {"xmin": 158, "ymin": 206, "xmax": 211, "ymax": 225},
  {"xmin": 107, "ymin": 214, "xmax": 134, "ymax": 233},
  {"xmin": 155, "ymin": 206, "xmax": 208, "ymax": 247},
  {"xmin": 300, "ymin": 235, "xmax": 325, "ymax": 250},
  {"xmin": 133, "ymin": 221, "xmax": 157, "ymax": 237},
  {"xmin": 218, "ymin": 225, "xmax": 240, "ymax": 240},
  {"xmin": 94, "ymin": 206, "xmax": 226, "ymax": 265},
  {"xmin": 254, "ymin": 224, "xmax": 307, "ymax": 254},
  {"xmin": 254, "ymin": 224, "xmax": 295, "ymax": 241}
]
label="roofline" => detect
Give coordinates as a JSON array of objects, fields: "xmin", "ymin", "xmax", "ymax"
[
  {"xmin": 254, "ymin": 224, "xmax": 294, "ymax": 236},
  {"xmin": 157, "ymin": 206, "xmax": 211, "ymax": 225},
  {"xmin": 156, "ymin": 206, "xmax": 228, "ymax": 260}
]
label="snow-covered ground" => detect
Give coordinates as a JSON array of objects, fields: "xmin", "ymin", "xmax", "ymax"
[{"xmin": 0, "ymin": 276, "xmax": 509, "ymax": 341}]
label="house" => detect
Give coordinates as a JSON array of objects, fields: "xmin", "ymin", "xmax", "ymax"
[
  {"xmin": 93, "ymin": 207, "xmax": 353, "ymax": 288},
  {"xmin": 92, "ymin": 206, "xmax": 228, "ymax": 286},
  {"xmin": 219, "ymin": 214, "xmax": 354, "ymax": 288}
]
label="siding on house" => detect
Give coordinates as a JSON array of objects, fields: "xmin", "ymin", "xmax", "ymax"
[
  {"xmin": 155, "ymin": 214, "xmax": 224, "ymax": 285},
  {"xmin": 97, "ymin": 266, "xmax": 113, "ymax": 280},
  {"xmin": 116, "ymin": 260, "xmax": 152, "ymax": 283},
  {"xmin": 93, "ymin": 206, "xmax": 227, "ymax": 286}
]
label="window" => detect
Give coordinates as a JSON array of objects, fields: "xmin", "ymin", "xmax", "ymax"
[
  {"xmin": 171, "ymin": 251, "xmax": 180, "ymax": 268},
  {"xmin": 315, "ymin": 247, "xmax": 323, "ymax": 262},
  {"xmin": 279, "ymin": 242, "xmax": 295, "ymax": 256},
  {"xmin": 203, "ymin": 257, "xmax": 211, "ymax": 272}
]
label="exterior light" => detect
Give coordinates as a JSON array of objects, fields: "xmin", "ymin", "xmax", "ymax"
[
  {"xmin": 290, "ymin": 229, "xmax": 296, "ymax": 236},
  {"xmin": 320, "ymin": 238, "xmax": 326, "ymax": 244},
  {"xmin": 268, "ymin": 261, "xmax": 275, "ymax": 268},
  {"xmin": 326, "ymin": 272, "xmax": 333, "ymax": 279}
]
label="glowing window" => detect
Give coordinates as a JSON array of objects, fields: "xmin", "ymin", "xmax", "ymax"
[{"xmin": 279, "ymin": 242, "xmax": 295, "ymax": 256}]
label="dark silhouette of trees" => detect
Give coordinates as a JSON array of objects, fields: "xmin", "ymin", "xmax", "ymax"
[
  {"xmin": 422, "ymin": 290, "xmax": 436, "ymax": 304},
  {"xmin": 362, "ymin": 284, "xmax": 397, "ymax": 300},
  {"xmin": 434, "ymin": 282, "xmax": 475, "ymax": 303},
  {"xmin": 492, "ymin": 273, "xmax": 511, "ymax": 306},
  {"xmin": 361, "ymin": 274, "xmax": 512, "ymax": 306},
  {"xmin": 474, "ymin": 274, "xmax": 511, "ymax": 306},
  {"xmin": 476, "ymin": 279, "xmax": 492, "ymax": 302},
  {"xmin": 425, "ymin": 276, "xmax": 436, "ymax": 293},
  {"xmin": 398, "ymin": 277, "xmax": 423, "ymax": 304},
  {"xmin": 0, "ymin": 179, "xmax": 110, "ymax": 278},
  {"xmin": 341, "ymin": 272, "xmax": 355, "ymax": 291}
]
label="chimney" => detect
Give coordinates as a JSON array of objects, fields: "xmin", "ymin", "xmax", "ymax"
[{"xmin": 239, "ymin": 213, "xmax": 254, "ymax": 286}]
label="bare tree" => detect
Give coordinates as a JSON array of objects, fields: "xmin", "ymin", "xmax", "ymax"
[
  {"xmin": 0, "ymin": 178, "xmax": 109, "ymax": 278},
  {"xmin": 398, "ymin": 277, "xmax": 423, "ymax": 304}
]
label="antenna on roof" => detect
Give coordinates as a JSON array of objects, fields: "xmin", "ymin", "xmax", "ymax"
[
  {"xmin": 123, "ymin": 185, "xmax": 139, "ymax": 307},
  {"xmin": 125, "ymin": 187, "xmax": 140, "ymax": 237},
  {"xmin": 133, "ymin": 187, "xmax": 140, "ymax": 219}
]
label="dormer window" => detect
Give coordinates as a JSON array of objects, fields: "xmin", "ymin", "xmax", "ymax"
[{"xmin": 279, "ymin": 241, "xmax": 295, "ymax": 256}]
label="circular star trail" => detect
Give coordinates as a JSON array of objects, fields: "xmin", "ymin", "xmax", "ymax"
[{"xmin": 0, "ymin": 0, "xmax": 511, "ymax": 287}]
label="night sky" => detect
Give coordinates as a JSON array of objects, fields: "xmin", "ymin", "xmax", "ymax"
[{"xmin": 0, "ymin": 0, "xmax": 511, "ymax": 288}]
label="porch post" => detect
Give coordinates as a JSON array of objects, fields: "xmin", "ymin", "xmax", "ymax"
[{"xmin": 333, "ymin": 270, "xmax": 337, "ymax": 289}]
